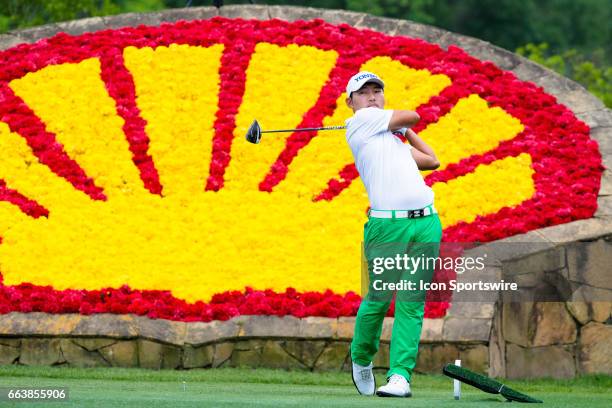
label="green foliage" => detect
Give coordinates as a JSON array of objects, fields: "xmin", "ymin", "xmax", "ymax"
[
  {"xmin": 517, "ymin": 43, "xmax": 612, "ymax": 108},
  {"xmin": 0, "ymin": 0, "xmax": 165, "ymax": 31},
  {"xmin": 0, "ymin": 0, "xmax": 119, "ymax": 31}
]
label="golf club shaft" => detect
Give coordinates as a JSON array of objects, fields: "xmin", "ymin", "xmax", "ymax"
[{"xmin": 262, "ymin": 125, "xmax": 346, "ymax": 133}]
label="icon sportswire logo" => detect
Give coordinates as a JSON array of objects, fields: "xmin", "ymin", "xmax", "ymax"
[{"xmin": 0, "ymin": 18, "xmax": 602, "ymax": 318}]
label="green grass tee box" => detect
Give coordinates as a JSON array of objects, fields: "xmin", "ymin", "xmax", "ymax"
[{"xmin": 0, "ymin": 366, "xmax": 610, "ymax": 408}]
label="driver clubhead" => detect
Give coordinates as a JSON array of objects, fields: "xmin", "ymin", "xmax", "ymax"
[{"xmin": 246, "ymin": 120, "xmax": 262, "ymax": 144}]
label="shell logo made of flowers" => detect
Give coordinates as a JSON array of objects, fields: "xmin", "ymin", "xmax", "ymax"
[{"xmin": 0, "ymin": 18, "xmax": 602, "ymax": 321}]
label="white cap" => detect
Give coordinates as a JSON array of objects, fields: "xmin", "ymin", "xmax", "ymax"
[{"xmin": 346, "ymin": 71, "xmax": 385, "ymax": 97}]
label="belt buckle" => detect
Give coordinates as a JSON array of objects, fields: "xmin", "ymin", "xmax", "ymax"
[{"xmin": 409, "ymin": 209, "xmax": 425, "ymax": 218}]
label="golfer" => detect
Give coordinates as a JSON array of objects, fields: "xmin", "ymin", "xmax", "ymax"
[{"xmin": 346, "ymin": 71, "xmax": 442, "ymax": 397}]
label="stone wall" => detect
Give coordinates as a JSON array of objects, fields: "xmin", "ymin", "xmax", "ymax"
[
  {"xmin": 0, "ymin": 5, "xmax": 610, "ymax": 378},
  {"xmin": 0, "ymin": 313, "xmax": 488, "ymax": 373},
  {"xmin": 492, "ymin": 236, "xmax": 612, "ymax": 378}
]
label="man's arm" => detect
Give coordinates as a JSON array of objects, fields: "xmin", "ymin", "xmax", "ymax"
[
  {"xmin": 388, "ymin": 110, "xmax": 420, "ymax": 131},
  {"xmin": 405, "ymin": 128, "xmax": 440, "ymax": 170}
]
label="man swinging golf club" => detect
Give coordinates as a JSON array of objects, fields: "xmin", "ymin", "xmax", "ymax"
[{"xmin": 346, "ymin": 71, "xmax": 442, "ymax": 397}]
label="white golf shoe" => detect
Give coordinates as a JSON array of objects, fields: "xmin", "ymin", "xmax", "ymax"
[
  {"xmin": 376, "ymin": 374, "xmax": 412, "ymax": 397},
  {"xmin": 351, "ymin": 362, "xmax": 375, "ymax": 395}
]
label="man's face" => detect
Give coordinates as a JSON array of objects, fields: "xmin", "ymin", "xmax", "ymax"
[{"xmin": 346, "ymin": 82, "xmax": 385, "ymax": 112}]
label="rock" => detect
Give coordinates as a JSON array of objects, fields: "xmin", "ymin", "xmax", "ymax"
[
  {"xmin": 60, "ymin": 339, "xmax": 109, "ymax": 368},
  {"xmin": 8, "ymin": 24, "xmax": 60, "ymax": 45},
  {"xmin": 336, "ymin": 317, "xmax": 356, "ymax": 339},
  {"xmin": 416, "ymin": 343, "xmax": 459, "ymax": 373},
  {"xmin": 459, "ymin": 345, "xmax": 488, "ymax": 374},
  {"xmin": 20, "ymin": 339, "xmax": 62, "ymax": 366},
  {"xmin": 0, "ymin": 313, "xmax": 80, "ymax": 336},
  {"xmin": 160, "ymin": 344, "xmax": 181, "ymax": 369},
  {"xmin": 72, "ymin": 314, "xmax": 137, "ymax": 338},
  {"xmin": 212, "ymin": 342, "xmax": 234, "ymax": 368},
  {"xmin": 566, "ymin": 285, "xmax": 612, "ymax": 324},
  {"xmin": 592, "ymin": 302, "xmax": 612, "ymax": 323},
  {"xmin": 592, "ymin": 127, "xmax": 612, "ymax": 154},
  {"xmin": 598, "ymin": 162, "xmax": 612, "ymax": 196},
  {"xmin": 268, "ymin": 6, "xmax": 323, "ymax": 22},
  {"xmin": 101, "ymin": 12, "xmax": 162, "ymax": 30},
  {"xmin": 536, "ymin": 219, "xmax": 611, "ymax": 245},
  {"xmin": 566, "ymin": 301, "xmax": 590, "ymax": 325},
  {"xmin": 503, "ymin": 302, "xmax": 532, "ymax": 347},
  {"xmin": 442, "ymin": 317, "xmax": 491, "ymax": 342},
  {"xmin": 394, "ymin": 19, "xmax": 451, "ymax": 45},
  {"xmin": 446, "ymin": 302, "xmax": 495, "ymax": 319},
  {"xmin": 318, "ymin": 9, "xmax": 367, "ymax": 27},
  {"xmin": 99, "ymin": 341, "xmax": 138, "ymax": 367},
  {"xmin": 594, "ymin": 195, "xmax": 612, "ymax": 218},
  {"xmin": 578, "ymin": 323, "xmax": 612, "ymax": 374},
  {"xmin": 355, "ymin": 14, "xmax": 401, "ymax": 38},
  {"xmin": 298, "ymin": 317, "xmax": 336, "ymax": 338},
  {"xmin": 219, "ymin": 5, "xmax": 269, "ymax": 20},
  {"xmin": 488, "ymin": 312, "xmax": 506, "ymax": 378},
  {"xmin": 506, "ymin": 343, "xmax": 575, "ymax": 379},
  {"xmin": 230, "ymin": 340, "xmax": 264, "ymax": 368},
  {"xmin": 0, "ymin": 34, "xmax": 23, "ymax": 51},
  {"xmin": 313, "ymin": 342, "xmax": 350, "ymax": 371},
  {"xmin": 503, "ymin": 302, "xmax": 576, "ymax": 347},
  {"xmin": 184, "ymin": 319, "xmax": 240, "ymax": 346},
  {"xmin": 567, "ymin": 240, "xmax": 612, "ymax": 289},
  {"xmin": 512, "ymin": 59, "xmax": 552, "ymax": 83},
  {"xmin": 134, "ymin": 316, "xmax": 186, "ymax": 346},
  {"xmin": 544, "ymin": 84, "xmax": 606, "ymax": 114},
  {"xmin": 502, "ymin": 246, "xmax": 565, "ymax": 276},
  {"xmin": 260, "ymin": 341, "xmax": 303, "ymax": 370},
  {"xmin": 0, "ymin": 342, "xmax": 20, "ymax": 365},
  {"xmin": 183, "ymin": 344, "xmax": 213, "ymax": 369},
  {"xmin": 0, "ymin": 338, "xmax": 21, "ymax": 347},
  {"xmin": 578, "ymin": 110, "xmax": 612, "ymax": 128},
  {"xmin": 241, "ymin": 316, "xmax": 300, "ymax": 338},
  {"xmin": 55, "ymin": 17, "xmax": 106, "ymax": 36},
  {"xmin": 138, "ymin": 340, "xmax": 163, "ymax": 369},
  {"xmin": 531, "ymin": 303, "xmax": 577, "ymax": 346},
  {"xmin": 280, "ymin": 340, "xmax": 326, "ymax": 369},
  {"xmin": 420, "ymin": 318, "xmax": 444, "ymax": 341},
  {"xmin": 72, "ymin": 338, "xmax": 117, "ymax": 351}
]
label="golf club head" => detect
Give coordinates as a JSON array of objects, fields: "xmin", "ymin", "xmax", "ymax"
[{"xmin": 246, "ymin": 120, "xmax": 262, "ymax": 144}]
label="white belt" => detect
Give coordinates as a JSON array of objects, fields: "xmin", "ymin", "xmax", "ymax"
[{"xmin": 369, "ymin": 205, "xmax": 437, "ymax": 219}]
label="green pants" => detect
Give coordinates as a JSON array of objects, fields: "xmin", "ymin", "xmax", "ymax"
[{"xmin": 351, "ymin": 213, "xmax": 442, "ymax": 382}]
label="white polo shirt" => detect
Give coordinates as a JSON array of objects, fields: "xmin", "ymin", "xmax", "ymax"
[{"xmin": 345, "ymin": 107, "xmax": 434, "ymax": 210}]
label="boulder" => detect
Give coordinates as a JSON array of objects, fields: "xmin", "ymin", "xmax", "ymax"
[
  {"xmin": 313, "ymin": 342, "xmax": 350, "ymax": 371},
  {"xmin": 60, "ymin": 339, "xmax": 109, "ymax": 368},
  {"xmin": 99, "ymin": 340, "xmax": 138, "ymax": 367},
  {"xmin": 183, "ymin": 344, "xmax": 214, "ymax": 369},
  {"xmin": 19, "ymin": 339, "xmax": 62, "ymax": 366},
  {"xmin": 506, "ymin": 343, "xmax": 575, "ymax": 379},
  {"xmin": 578, "ymin": 322, "xmax": 612, "ymax": 374},
  {"xmin": 503, "ymin": 302, "xmax": 576, "ymax": 347}
]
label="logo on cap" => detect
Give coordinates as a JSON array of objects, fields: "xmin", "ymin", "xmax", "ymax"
[{"xmin": 346, "ymin": 71, "xmax": 384, "ymax": 96}]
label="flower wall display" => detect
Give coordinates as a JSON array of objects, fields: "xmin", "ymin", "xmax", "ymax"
[{"xmin": 0, "ymin": 18, "xmax": 603, "ymax": 321}]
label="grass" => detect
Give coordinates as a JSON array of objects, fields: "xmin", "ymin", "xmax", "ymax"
[{"xmin": 0, "ymin": 366, "xmax": 611, "ymax": 407}]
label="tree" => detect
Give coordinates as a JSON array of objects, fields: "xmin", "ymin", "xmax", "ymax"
[
  {"xmin": 517, "ymin": 43, "xmax": 611, "ymax": 108},
  {"xmin": 0, "ymin": 0, "xmax": 122, "ymax": 32}
]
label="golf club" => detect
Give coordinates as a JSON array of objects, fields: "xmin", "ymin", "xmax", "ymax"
[{"xmin": 245, "ymin": 119, "xmax": 346, "ymax": 144}]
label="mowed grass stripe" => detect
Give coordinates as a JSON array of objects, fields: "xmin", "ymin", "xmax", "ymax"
[{"xmin": 0, "ymin": 367, "xmax": 610, "ymax": 408}]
